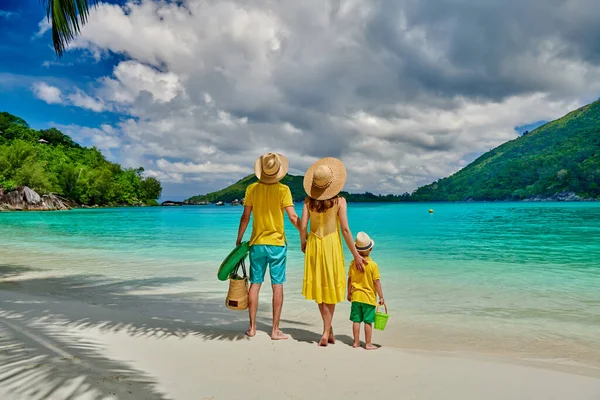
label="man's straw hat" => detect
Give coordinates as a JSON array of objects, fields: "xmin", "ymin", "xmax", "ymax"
[
  {"xmin": 254, "ymin": 153, "xmax": 288, "ymax": 184},
  {"xmin": 303, "ymin": 157, "xmax": 347, "ymax": 200},
  {"xmin": 355, "ymin": 232, "xmax": 375, "ymax": 252}
]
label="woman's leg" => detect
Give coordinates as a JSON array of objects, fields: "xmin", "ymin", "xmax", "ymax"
[
  {"xmin": 319, "ymin": 303, "xmax": 335, "ymax": 346},
  {"xmin": 317, "ymin": 303, "xmax": 328, "ymax": 346}
]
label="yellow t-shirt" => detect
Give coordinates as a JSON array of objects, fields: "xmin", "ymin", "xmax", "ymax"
[
  {"xmin": 244, "ymin": 182, "xmax": 294, "ymax": 246},
  {"xmin": 348, "ymin": 257, "xmax": 380, "ymax": 306}
]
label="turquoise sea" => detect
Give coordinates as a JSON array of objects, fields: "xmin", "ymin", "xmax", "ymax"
[{"xmin": 1, "ymin": 203, "xmax": 600, "ymax": 369}]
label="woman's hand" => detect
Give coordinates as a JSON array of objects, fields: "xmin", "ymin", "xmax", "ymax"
[
  {"xmin": 347, "ymin": 292, "xmax": 352, "ymax": 302},
  {"xmin": 301, "ymin": 241, "xmax": 307, "ymax": 253},
  {"xmin": 353, "ymin": 254, "xmax": 367, "ymax": 272}
]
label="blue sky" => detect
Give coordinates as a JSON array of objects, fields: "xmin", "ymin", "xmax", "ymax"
[{"xmin": 1, "ymin": 0, "xmax": 600, "ymax": 201}]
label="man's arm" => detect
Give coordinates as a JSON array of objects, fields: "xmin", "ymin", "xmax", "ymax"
[
  {"xmin": 284, "ymin": 205, "xmax": 300, "ymax": 231},
  {"xmin": 236, "ymin": 205, "xmax": 252, "ymax": 245}
]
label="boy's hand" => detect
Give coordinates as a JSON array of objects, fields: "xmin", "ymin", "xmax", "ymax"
[
  {"xmin": 347, "ymin": 293, "xmax": 352, "ymax": 302},
  {"xmin": 378, "ymin": 298, "xmax": 385, "ymax": 306}
]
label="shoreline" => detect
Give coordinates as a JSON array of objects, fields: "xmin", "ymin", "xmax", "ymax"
[
  {"xmin": 1, "ymin": 280, "xmax": 599, "ymax": 399},
  {"xmin": 1, "ymin": 250, "xmax": 600, "ymax": 377}
]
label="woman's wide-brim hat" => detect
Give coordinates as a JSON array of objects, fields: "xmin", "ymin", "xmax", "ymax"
[
  {"xmin": 303, "ymin": 157, "xmax": 347, "ymax": 200},
  {"xmin": 254, "ymin": 153, "xmax": 289, "ymax": 184}
]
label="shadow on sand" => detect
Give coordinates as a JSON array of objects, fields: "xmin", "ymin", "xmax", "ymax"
[{"xmin": 0, "ymin": 264, "xmax": 354, "ymax": 399}]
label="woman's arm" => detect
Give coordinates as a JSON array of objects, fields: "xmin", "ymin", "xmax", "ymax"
[
  {"xmin": 300, "ymin": 200, "xmax": 309, "ymax": 253},
  {"xmin": 338, "ymin": 197, "xmax": 366, "ymax": 271}
]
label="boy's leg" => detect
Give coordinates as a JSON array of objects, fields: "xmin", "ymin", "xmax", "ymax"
[
  {"xmin": 363, "ymin": 304, "xmax": 377, "ymax": 350},
  {"xmin": 349, "ymin": 302, "xmax": 363, "ymax": 348},
  {"xmin": 364, "ymin": 323, "xmax": 377, "ymax": 350},
  {"xmin": 268, "ymin": 245, "xmax": 288, "ymax": 340},
  {"xmin": 352, "ymin": 323, "xmax": 361, "ymax": 348},
  {"xmin": 247, "ymin": 246, "xmax": 268, "ymax": 337}
]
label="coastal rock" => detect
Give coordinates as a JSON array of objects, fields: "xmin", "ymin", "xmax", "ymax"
[
  {"xmin": 0, "ymin": 186, "xmax": 71, "ymax": 211},
  {"xmin": 523, "ymin": 191, "xmax": 585, "ymax": 202}
]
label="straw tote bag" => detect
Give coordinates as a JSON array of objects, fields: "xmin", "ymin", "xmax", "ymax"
[{"xmin": 226, "ymin": 260, "xmax": 249, "ymax": 310}]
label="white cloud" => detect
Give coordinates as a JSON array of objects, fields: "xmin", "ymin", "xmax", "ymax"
[
  {"xmin": 0, "ymin": 10, "xmax": 14, "ymax": 19},
  {"xmin": 38, "ymin": 0, "xmax": 600, "ymax": 196},
  {"xmin": 32, "ymin": 82, "xmax": 63, "ymax": 104},
  {"xmin": 34, "ymin": 18, "xmax": 51, "ymax": 38},
  {"xmin": 67, "ymin": 90, "xmax": 107, "ymax": 112},
  {"xmin": 98, "ymin": 61, "xmax": 184, "ymax": 104}
]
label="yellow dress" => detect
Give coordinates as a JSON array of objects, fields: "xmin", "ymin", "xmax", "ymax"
[{"xmin": 302, "ymin": 202, "xmax": 346, "ymax": 304}]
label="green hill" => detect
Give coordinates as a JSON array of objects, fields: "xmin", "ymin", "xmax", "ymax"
[
  {"xmin": 186, "ymin": 174, "xmax": 412, "ymax": 203},
  {"xmin": 186, "ymin": 174, "xmax": 304, "ymax": 203},
  {"xmin": 412, "ymin": 100, "xmax": 600, "ymax": 201},
  {"xmin": 0, "ymin": 112, "xmax": 162, "ymax": 206}
]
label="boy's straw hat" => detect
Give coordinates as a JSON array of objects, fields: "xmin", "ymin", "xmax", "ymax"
[
  {"xmin": 303, "ymin": 157, "xmax": 347, "ymax": 200},
  {"xmin": 254, "ymin": 153, "xmax": 288, "ymax": 184},
  {"xmin": 355, "ymin": 232, "xmax": 375, "ymax": 252}
]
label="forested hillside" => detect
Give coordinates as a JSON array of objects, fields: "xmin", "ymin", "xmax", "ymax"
[{"xmin": 0, "ymin": 112, "xmax": 161, "ymax": 206}]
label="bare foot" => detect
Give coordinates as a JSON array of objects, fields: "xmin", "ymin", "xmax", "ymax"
[
  {"xmin": 318, "ymin": 336, "xmax": 329, "ymax": 347},
  {"xmin": 365, "ymin": 343, "xmax": 378, "ymax": 350},
  {"xmin": 328, "ymin": 329, "xmax": 336, "ymax": 344},
  {"xmin": 271, "ymin": 330, "xmax": 289, "ymax": 340},
  {"xmin": 352, "ymin": 343, "xmax": 361, "ymax": 349},
  {"xmin": 245, "ymin": 328, "xmax": 256, "ymax": 337}
]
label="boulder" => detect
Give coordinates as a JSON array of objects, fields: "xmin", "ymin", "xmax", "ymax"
[{"xmin": 0, "ymin": 186, "xmax": 71, "ymax": 211}]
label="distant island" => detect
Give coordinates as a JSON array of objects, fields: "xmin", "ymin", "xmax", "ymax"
[
  {"xmin": 185, "ymin": 174, "xmax": 412, "ymax": 204},
  {"xmin": 0, "ymin": 112, "xmax": 162, "ymax": 210},
  {"xmin": 188, "ymin": 100, "xmax": 600, "ymax": 204}
]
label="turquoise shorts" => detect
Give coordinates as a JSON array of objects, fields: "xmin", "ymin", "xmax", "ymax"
[{"xmin": 249, "ymin": 244, "xmax": 287, "ymax": 285}]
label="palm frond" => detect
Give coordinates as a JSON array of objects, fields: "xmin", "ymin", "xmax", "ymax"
[{"xmin": 43, "ymin": 0, "xmax": 99, "ymax": 57}]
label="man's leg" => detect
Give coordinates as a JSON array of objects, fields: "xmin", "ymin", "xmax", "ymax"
[
  {"xmin": 247, "ymin": 246, "xmax": 267, "ymax": 337},
  {"xmin": 246, "ymin": 283, "xmax": 261, "ymax": 337},
  {"xmin": 271, "ymin": 284, "xmax": 287, "ymax": 339},
  {"xmin": 268, "ymin": 245, "xmax": 288, "ymax": 340}
]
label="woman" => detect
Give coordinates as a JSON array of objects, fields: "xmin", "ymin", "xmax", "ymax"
[{"xmin": 300, "ymin": 157, "xmax": 366, "ymax": 347}]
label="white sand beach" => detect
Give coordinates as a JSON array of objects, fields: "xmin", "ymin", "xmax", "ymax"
[{"xmin": 1, "ymin": 271, "xmax": 599, "ymax": 400}]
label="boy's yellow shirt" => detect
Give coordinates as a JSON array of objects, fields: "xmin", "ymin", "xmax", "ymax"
[
  {"xmin": 244, "ymin": 182, "xmax": 294, "ymax": 246},
  {"xmin": 348, "ymin": 256, "xmax": 380, "ymax": 306}
]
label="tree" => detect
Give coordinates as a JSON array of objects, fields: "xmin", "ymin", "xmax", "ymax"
[{"xmin": 43, "ymin": 0, "xmax": 99, "ymax": 57}]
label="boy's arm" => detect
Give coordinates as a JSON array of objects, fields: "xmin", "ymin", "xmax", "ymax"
[
  {"xmin": 347, "ymin": 275, "xmax": 352, "ymax": 302},
  {"xmin": 236, "ymin": 206, "xmax": 252, "ymax": 245},
  {"xmin": 374, "ymin": 280, "xmax": 385, "ymax": 305}
]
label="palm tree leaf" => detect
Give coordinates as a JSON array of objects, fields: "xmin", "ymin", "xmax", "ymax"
[{"xmin": 43, "ymin": 0, "xmax": 99, "ymax": 57}]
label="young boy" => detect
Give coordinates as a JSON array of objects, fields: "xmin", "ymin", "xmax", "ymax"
[{"xmin": 347, "ymin": 231, "xmax": 385, "ymax": 350}]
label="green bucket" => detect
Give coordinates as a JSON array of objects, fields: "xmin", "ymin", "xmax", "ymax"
[{"xmin": 374, "ymin": 304, "xmax": 389, "ymax": 331}]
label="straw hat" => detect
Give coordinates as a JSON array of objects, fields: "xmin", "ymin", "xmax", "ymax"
[
  {"xmin": 355, "ymin": 232, "xmax": 375, "ymax": 252},
  {"xmin": 303, "ymin": 157, "xmax": 347, "ymax": 200},
  {"xmin": 254, "ymin": 153, "xmax": 288, "ymax": 184}
]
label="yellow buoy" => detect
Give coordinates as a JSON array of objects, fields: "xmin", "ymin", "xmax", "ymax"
[{"xmin": 429, "ymin": 209, "xmax": 434, "ymax": 214}]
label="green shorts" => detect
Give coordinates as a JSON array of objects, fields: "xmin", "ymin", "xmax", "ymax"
[{"xmin": 350, "ymin": 302, "xmax": 376, "ymax": 324}]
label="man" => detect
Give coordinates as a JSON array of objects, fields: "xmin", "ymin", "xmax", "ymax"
[{"xmin": 236, "ymin": 152, "xmax": 300, "ymax": 340}]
